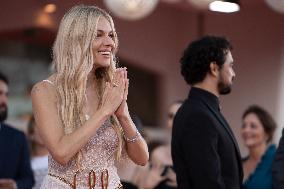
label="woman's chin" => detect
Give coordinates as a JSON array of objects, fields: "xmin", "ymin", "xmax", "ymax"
[
  {"xmin": 94, "ymin": 62, "xmax": 110, "ymax": 69},
  {"xmin": 245, "ymin": 142, "xmax": 266, "ymax": 149}
]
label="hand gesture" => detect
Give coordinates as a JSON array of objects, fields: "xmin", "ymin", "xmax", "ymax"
[
  {"xmin": 99, "ymin": 68, "xmax": 126, "ymax": 116},
  {"xmin": 115, "ymin": 67, "xmax": 129, "ymax": 119}
]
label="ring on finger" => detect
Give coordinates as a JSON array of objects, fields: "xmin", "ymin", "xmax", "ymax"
[{"xmin": 113, "ymin": 83, "xmax": 118, "ymax": 87}]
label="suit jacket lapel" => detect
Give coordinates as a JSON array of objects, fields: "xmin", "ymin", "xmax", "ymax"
[
  {"xmin": 201, "ymin": 99, "xmax": 241, "ymax": 156},
  {"xmin": 204, "ymin": 101, "xmax": 244, "ymax": 183}
]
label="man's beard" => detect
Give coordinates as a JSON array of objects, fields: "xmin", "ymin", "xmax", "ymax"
[
  {"xmin": 218, "ymin": 77, "xmax": 233, "ymax": 95},
  {"xmin": 0, "ymin": 103, "xmax": 8, "ymax": 122}
]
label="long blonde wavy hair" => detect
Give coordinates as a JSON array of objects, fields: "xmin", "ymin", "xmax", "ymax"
[{"xmin": 52, "ymin": 5, "xmax": 123, "ymax": 168}]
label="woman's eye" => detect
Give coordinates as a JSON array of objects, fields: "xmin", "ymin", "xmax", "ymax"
[
  {"xmin": 251, "ymin": 124, "xmax": 257, "ymax": 129},
  {"xmin": 109, "ymin": 33, "xmax": 114, "ymax": 38},
  {"xmin": 96, "ymin": 32, "xmax": 103, "ymax": 37}
]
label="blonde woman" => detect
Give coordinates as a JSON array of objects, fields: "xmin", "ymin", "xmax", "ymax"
[{"xmin": 31, "ymin": 5, "xmax": 149, "ymax": 189}]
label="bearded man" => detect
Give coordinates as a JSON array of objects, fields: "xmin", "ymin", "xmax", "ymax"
[
  {"xmin": 171, "ymin": 36, "xmax": 243, "ymax": 189},
  {"xmin": 0, "ymin": 72, "xmax": 34, "ymax": 189}
]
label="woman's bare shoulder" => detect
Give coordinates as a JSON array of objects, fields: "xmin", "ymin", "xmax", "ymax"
[{"xmin": 31, "ymin": 75, "xmax": 57, "ymax": 100}]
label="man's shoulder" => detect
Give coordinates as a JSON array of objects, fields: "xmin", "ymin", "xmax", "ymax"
[
  {"xmin": 178, "ymin": 99, "xmax": 211, "ymax": 118},
  {"xmin": 174, "ymin": 99, "xmax": 218, "ymax": 132},
  {"xmin": 2, "ymin": 123, "xmax": 25, "ymax": 138}
]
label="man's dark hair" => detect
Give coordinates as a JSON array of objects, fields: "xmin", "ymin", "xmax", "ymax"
[
  {"xmin": 242, "ymin": 105, "xmax": 276, "ymax": 143},
  {"xmin": 0, "ymin": 71, "xmax": 9, "ymax": 85},
  {"xmin": 180, "ymin": 35, "xmax": 232, "ymax": 85}
]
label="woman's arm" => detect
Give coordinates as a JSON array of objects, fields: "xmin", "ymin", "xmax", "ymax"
[
  {"xmin": 119, "ymin": 114, "xmax": 149, "ymax": 166},
  {"xmin": 32, "ymin": 71, "xmax": 125, "ymax": 165},
  {"xmin": 31, "ymin": 82, "xmax": 107, "ymax": 165},
  {"xmin": 115, "ymin": 68, "xmax": 149, "ymax": 165}
]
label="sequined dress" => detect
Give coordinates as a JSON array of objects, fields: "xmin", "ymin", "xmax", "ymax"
[{"xmin": 40, "ymin": 118, "xmax": 122, "ymax": 189}]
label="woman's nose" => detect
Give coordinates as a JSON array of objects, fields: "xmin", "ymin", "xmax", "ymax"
[{"xmin": 103, "ymin": 36, "xmax": 115, "ymax": 48}]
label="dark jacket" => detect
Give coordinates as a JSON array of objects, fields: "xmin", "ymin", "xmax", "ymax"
[
  {"xmin": 171, "ymin": 87, "xmax": 243, "ymax": 189},
  {"xmin": 272, "ymin": 128, "xmax": 284, "ymax": 189},
  {"xmin": 0, "ymin": 123, "xmax": 35, "ymax": 189}
]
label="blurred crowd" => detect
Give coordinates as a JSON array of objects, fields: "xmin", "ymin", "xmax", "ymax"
[{"xmin": 1, "ymin": 69, "xmax": 282, "ymax": 189}]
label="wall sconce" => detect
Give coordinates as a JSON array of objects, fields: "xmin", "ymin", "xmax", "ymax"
[
  {"xmin": 103, "ymin": 0, "xmax": 159, "ymax": 21},
  {"xmin": 209, "ymin": 0, "xmax": 240, "ymax": 13}
]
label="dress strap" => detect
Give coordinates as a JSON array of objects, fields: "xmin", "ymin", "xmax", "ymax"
[{"xmin": 42, "ymin": 79, "xmax": 54, "ymax": 85}]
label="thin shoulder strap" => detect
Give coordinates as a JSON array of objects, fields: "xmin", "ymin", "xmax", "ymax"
[{"xmin": 42, "ymin": 79, "xmax": 54, "ymax": 85}]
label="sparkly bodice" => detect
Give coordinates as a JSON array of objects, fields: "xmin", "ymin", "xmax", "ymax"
[{"xmin": 47, "ymin": 119, "xmax": 121, "ymax": 188}]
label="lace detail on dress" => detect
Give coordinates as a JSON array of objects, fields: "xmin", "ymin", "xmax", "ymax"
[{"xmin": 42, "ymin": 119, "xmax": 121, "ymax": 188}]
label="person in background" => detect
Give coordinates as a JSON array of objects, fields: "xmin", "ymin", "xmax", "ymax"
[
  {"xmin": 142, "ymin": 101, "xmax": 182, "ymax": 189},
  {"xmin": 0, "ymin": 71, "xmax": 35, "ymax": 189},
  {"xmin": 171, "ymin": 36, "xmax": 243, "ymax": 189},
  {"xmin": 241, "ymin": 105, "xmax": 276, "ymax": 189},
  {"xmin": 271, "ymin": 121, "xmax": 284, "ymax": 188},
  {"xmin": 27, "ymin": 115, "xmax": 49, "ymax": 189},
  {"xmin": 272, "ymin": 129, "xmax": 284, "ymax": 189}
]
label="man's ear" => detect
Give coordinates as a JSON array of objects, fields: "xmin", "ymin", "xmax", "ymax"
[{"xmin": 209, "ymin": 61, "xmax": 219, "ymax": 77}]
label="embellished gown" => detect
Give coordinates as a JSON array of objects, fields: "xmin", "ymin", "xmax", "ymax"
[{"xmin": 40, "ymin": 118, "xmax": 122, "ymax": 189}]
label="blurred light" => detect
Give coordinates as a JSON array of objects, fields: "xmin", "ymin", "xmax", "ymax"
[
  {"xmin": 265, "ymin": 0, "xmax": 284, "ymax": 14},
  {"xmin": 35, "ymin": 12, "xmax": 54, "ymax": 28},
  {"xmin": 209, "ymin": 0, "xmax": 240, "ymax": 13},
  {"xmin": 104, "ymin": 0, "xmax": 159, "ymax": 21},
  {"xmin": 44, "ymin": 4, "xmax": 57, "ymax": 14}
]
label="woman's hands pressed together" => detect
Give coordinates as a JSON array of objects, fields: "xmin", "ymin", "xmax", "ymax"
[
  {"xmin": 115, "ymin": 67, "xmax": 129, "ymax": 119},
  {"xmin": 99, "ymin": 67, "xmax": 128, "ymax": 117}
]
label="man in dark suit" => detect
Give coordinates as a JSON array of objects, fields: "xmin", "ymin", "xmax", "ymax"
[
  {"xmin": 0, "ymin": 72, "xmax": 34, "ymax": 189},
  {"xmin": 272, "ymin": 128, "xmax": 284, "ymax": 189},
  {"xmin": 171, "ymin": 36, "xmax": 243, "ymax": 189}
]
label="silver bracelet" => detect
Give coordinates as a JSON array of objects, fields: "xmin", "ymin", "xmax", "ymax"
[{"xmin": 123, "ymin": 130, "xmax": 141, "ymax": 143}]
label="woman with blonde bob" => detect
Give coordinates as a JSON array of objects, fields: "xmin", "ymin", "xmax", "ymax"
[{"xmin": 31, "ymin": 5, "xmax": 149, "ymax": 189}]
